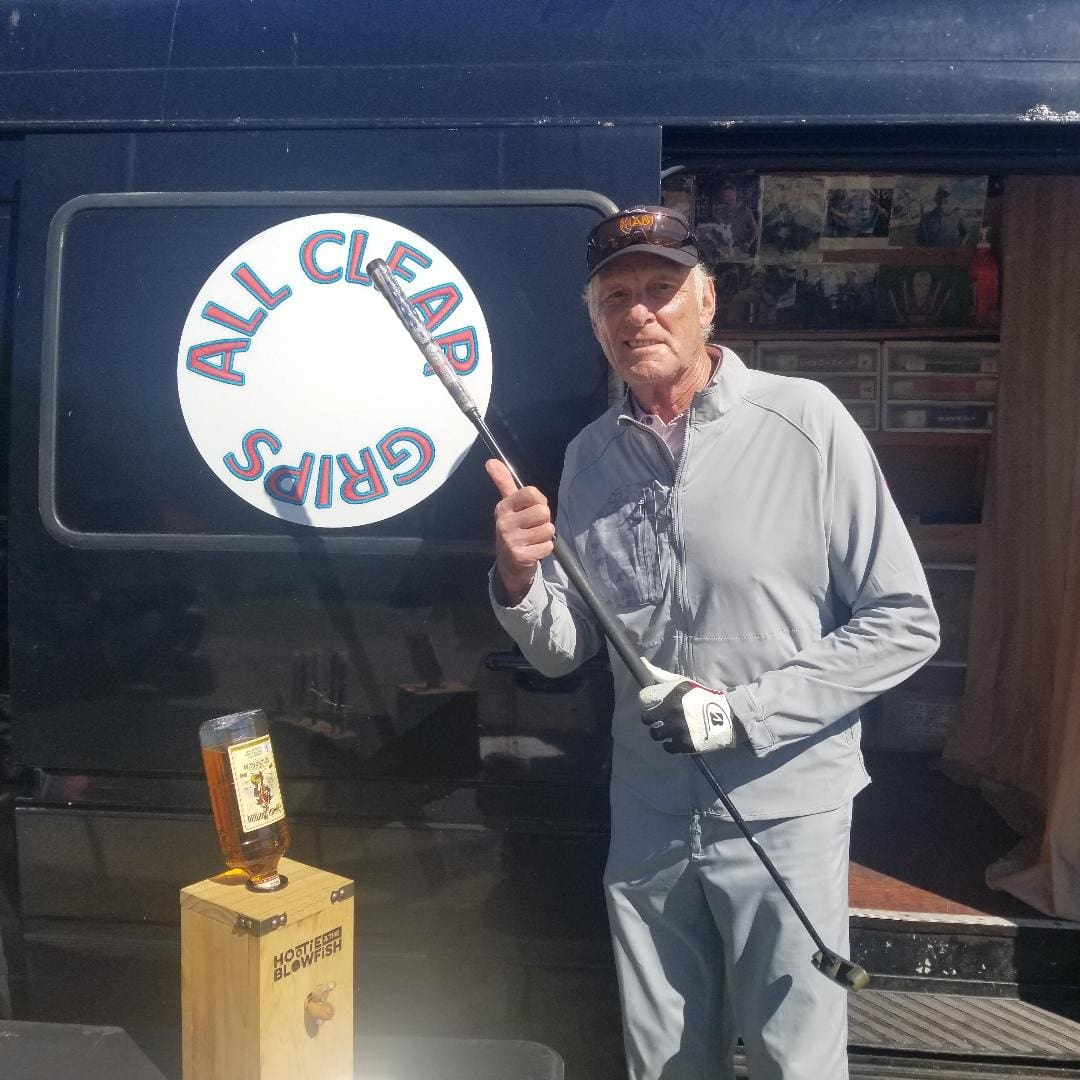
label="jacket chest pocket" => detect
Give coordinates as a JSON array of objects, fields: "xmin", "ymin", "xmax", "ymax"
[{"xmin": 584, "ymin": 483, "xmax": 670, "ymax": 610}]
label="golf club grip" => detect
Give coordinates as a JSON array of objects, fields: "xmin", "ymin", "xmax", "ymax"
[{"xmin": 367, "ymin": 258, "xmax": 478, "ymax": 416}]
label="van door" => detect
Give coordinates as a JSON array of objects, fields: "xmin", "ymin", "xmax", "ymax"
[{"xmin": 9, "ymin": 127, "xmax": 657, "ymax": 791}]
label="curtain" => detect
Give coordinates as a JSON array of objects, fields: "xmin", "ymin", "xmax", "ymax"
[{"xmin": 941, "ymin": 176, "xmax": 1080, "ymax": 921}]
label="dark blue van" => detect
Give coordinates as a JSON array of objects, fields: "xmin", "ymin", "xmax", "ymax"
[{"xmin": 2, "ymin": 3, "xmax": 1080, "ymax": 1077}]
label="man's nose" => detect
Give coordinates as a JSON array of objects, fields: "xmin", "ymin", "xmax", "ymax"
[{"xmin": 626, "ymin": 298, "xmax": 654, "ymax": 325}]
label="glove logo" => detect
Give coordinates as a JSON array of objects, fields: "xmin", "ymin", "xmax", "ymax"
[
  {"xmin": 177, "ymin": 213, "xmax": 492, "ymax": 527},
  {"xmin": 704, "ymin": 699, "xmax": 729, "ymax": 740}
]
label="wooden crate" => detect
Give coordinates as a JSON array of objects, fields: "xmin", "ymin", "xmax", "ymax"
[{"xmin": 181, "ymin": 857, "xmax": 354, "ymax": 1080}]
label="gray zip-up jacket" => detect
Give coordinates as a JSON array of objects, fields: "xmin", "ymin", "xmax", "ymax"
[{"xmin": 490, "ymin": 348, "xmax": 940, "ymax": 819}]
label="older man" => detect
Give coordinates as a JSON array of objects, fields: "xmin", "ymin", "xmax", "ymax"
[{"xmin": 486, "ymin": 205, "xmax": 939, "ymax": 1079}]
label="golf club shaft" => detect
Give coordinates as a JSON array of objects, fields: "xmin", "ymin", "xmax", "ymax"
[{"xmin": 368, "ymin": 257, "xmax": 866, "ymax": 987}]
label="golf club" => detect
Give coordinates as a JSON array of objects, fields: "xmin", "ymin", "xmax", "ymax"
[{"xmin": 367, "ymin": 256, "xmax": 870, "ymax": 992}]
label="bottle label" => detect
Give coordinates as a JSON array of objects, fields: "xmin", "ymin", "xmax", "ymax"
[{"xmin": 228, "ymin": 735, "xmax": 286, "ymax": 833}]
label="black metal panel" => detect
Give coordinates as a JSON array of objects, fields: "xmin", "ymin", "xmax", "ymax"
[
  {"xmin": 2, "ymin": 0, "xmax": 1079, "ymax": 73},
  {"xmin": 1, "ymin": 2, "xmax": 1080, "ymax": 129},
  {"xmin": 15, "ymin": 804, "xmax": 611, "ymax": 944},
  {"xmin": 0, "ymin": 138, "xmax": 20, "ymax": 201},
  {"xmin": 852, "ymin": 920, "xmax": 1080, "ymax": 996},
  {"xmin": 8, "ymin": 127, "xmax": 656, "ymax": 779},
  {"xmin": 664, "ymin": 124, "xmax": 1080, "ymax": 176},
  {"xmin": 1, "ymin": 202, "xmax": 11, "ymax": 522}
]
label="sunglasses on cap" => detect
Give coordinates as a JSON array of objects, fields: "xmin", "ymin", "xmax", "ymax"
[{"xmin": 586, "ymin": 206, "xmax": 700, "ymax": 279}]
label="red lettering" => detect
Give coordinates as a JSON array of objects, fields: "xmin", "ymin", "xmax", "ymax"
[
  {"xmin": 202, "ymin": 301, "xmax": 267, "ymax": 336},
  {"xmin": 337, "ymin": 449, "xmax": 387, "ymax": 504},
  {"xmin": 186, "ymin": 338, "xmax": 251, "ymax": 385},
  {"xmin": 224, "ymin": 429, "xmax": 281, "ymax": 480},
  {"xmin": 265, "ymin": 453, "xmax": 314, "ymax": 505},
  {"xmin": 315, "ymin": 454, "xmax": 333, "ymax": 508},
  {"xmin": 232, "ymin": 263, "xmax": 292, "ymax": 308},
  {"xmin": 300, "ymin": 230, "xmax": 345, "ymax": 283},
  {"xmin": 409, "ymin": 283, "xmax": 462, "ymax": 332},
  {"xmin": 434, "ymin": 326, "xmax": 479, "ymax": 376},
  {"xmin": 345, "ymin": 230, "xmax": 373, "ymax": 285},
  {"xmin": 386, "ymin": 241, "xmax": 432, "ymax": 283},
  {"xmin": 378, "ymin": 428, "xmax": 435, "ymax": 487}
]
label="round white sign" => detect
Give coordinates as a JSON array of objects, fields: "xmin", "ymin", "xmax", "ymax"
[{"xmin": 177, "ymin": 213, "xmax": 492, "ymax": 527}]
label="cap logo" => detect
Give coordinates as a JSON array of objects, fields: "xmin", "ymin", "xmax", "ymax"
[{"xmin": 620, "ymin": 212, "xmax": 655, "ymax": 234}]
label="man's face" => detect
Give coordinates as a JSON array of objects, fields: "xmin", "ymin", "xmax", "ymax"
[
  {"xmin": 589, "ymin": 253, "xmax": 715, "ymax": 391},
  {"xmin": 721, "ymin": 187, "xmax": 737, "ymax": 208}
]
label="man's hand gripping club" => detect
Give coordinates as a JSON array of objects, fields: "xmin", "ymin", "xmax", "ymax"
[
  {"xmin": 639, "ymin": 659, "xmax": 736, "ymax": 754},
  {"xmin": 486, "ymin": 459, "xmax": 555, "ymax": 606}
]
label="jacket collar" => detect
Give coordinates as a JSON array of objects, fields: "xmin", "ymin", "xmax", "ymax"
[{"xmin": 617, "ymin": 345, "xmax": 751, "ymax": 427}]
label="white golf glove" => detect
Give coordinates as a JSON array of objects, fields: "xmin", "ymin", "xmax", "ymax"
[{"xmin": 638, "ymin": 659, "xmax": 736, "ymax": 755}]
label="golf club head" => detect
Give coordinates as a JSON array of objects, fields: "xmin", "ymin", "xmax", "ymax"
[{"xmin": 812, "ymin": 949, "xmax": 871, "ymax": 992}]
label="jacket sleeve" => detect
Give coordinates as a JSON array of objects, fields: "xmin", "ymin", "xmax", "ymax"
[
  {"xmin": 725, "ymin": 399, "xmax": 941, "ymax": 756},
  {"xmin": 487, "ymin": 441, "xmax": 606, "ymax": 677},
  {"xmin": 487, "ymin": 546, "xmax": 605, "ymax": 677}
]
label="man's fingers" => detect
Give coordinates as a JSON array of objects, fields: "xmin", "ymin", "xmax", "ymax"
[
  {"xmin": 485, "ymin": 458, "xmax": 518, "ymax": 499},
  {"xmin": 496, "ymin": 526, "xmax": 555, "ymax": 563},
  {"xmin": 487, "ymin": 457, "xmax": 553, "ymax": 601},
  {"xmin": 497, "ymin": 500, "xmax": 552, "ymax": 531}
]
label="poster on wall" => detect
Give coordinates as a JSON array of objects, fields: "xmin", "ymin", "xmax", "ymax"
[
  {"xmin": 758, "ymin": 176, "xmax": 825, "ymax": 262},
  {"xmin": 888, "ymin": 176, "xmax": 988, "ymax": 249},
  {"xmin": 820, "ymin": 176, "xmax": 894, "ymax": 250},
  {"xmin": 692, "ymin": 173, "xmax": 762, "ymax": 263},
  {"xmin": 875, "ymin": 264, "xmax": 972, "ymax": 327},
  {"xmin": 713, "ymin": 263, "xmax": 796, "ymax": 328},
  {"xmin": 661, "ymin": 172, "xmax": 695, "ymax": 220},
  {"xmin": 669, "ymin": 168, "xmax": 996, "ymax": 332},
  {"xmin": 793, "ymin": 263, "xmax": 880, "ymax": 328}
]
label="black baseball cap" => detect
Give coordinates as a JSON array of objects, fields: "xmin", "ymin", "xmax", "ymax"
[{"xmin": 585, "ymin": 205, "xmax": 700, "ymax": 280}]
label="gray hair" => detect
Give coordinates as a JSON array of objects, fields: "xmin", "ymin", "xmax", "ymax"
[{"xmin": 583, "ymin": 262, "xmax": 715, "ymax": 341}]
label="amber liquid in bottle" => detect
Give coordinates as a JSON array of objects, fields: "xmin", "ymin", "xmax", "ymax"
[{"xmin": 201, "ymin": 742, "xmax": 290, "ymax": 889}]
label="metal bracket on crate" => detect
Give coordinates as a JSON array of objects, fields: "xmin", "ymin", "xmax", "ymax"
[
  {"xmin": 330, "ymin": 883, "xmax": 355, "ymax": 904},
  {"xmin": 234, "ymin": 912, "xmax": 289, "ymax": 937}
]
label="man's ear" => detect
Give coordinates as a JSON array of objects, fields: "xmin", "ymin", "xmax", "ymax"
[
  {"xmin": 700, "ymin": 277, "xmax": 717, "ymax": 329},
  {"xmin": 586, "ymin": 291, "xmax": 602, "ymax": 342}
]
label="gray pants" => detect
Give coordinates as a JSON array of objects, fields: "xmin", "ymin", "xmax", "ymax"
[{"xmin": 604, "ymin": 783, "xmax": 852, "ymax": 1080}]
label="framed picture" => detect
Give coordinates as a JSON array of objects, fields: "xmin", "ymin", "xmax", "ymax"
[
  {"xmin": 758, "ymin": 176, "xmax": 825, "ymax": 262},
  {"xmin": 792, "ymin": 263, "xmax": 880, "ymax": 328},
  {"xmin": 693, "ymin": 173, "xmax": 762, "ymax": 263},
  {"xmin": 821, "ymin": 176, "xmax": 893, "ymax": 250},
  {"xmin": 888, "ymin": 176, "xmax": 988, "ymax": 249},
  {"xmin": 660, "ymin": 172, "xmax": 695, "ymax": 220},
  {"xmin": 876, "ymin": 264, "xmax": 972, "ymax": 328},
  {"xmin": 713, "ymin": 263, "xmax": 797, "ymax": 329}
]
